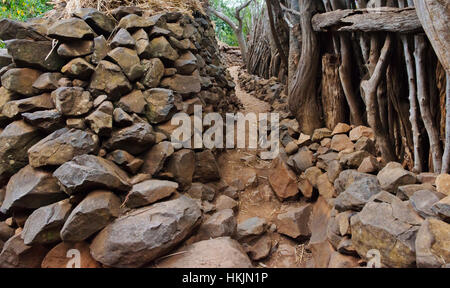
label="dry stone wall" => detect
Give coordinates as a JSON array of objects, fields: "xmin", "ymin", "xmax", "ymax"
[{"xmin": 0, "ymin": 6, "xmax": 244, "ymax": 268}]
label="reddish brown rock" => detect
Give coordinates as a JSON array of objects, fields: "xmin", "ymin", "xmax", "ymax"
[
  {"xmin": 41, "ymin": 242, "xmax": 101, "ymax": 268},
  {"xmin": 269, "ymin": 156, "xmax": 299, "ymax": 199}
]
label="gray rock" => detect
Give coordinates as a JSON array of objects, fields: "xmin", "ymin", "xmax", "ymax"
[
  {"xmin": 193, "ymin": 150, "xmax": 221, "ymax": 183},
  {"xmin": 0, "ymin": 165, "xmax": 66, "ymax": 214},
  {"xmin": 166, "ymin": 149, "xmax": 195, "ymax": 189},
  {"xmin": 196, "ymin": 209, "xmax": 236, "ymax": 240},
  {"xmin": 6, "ymin": 39, "xmax": 64, "ymax": 71},
  {"xmin": 0, "ymin": 234, "xmax": 48, "ymax": 268},
  {"xmin": 48, "ymin": 18, "xmax": 95, "ymax": 41},
  {"xmin": 89, "ymin": 60, "xmax": 132, "ymax": 100},
  {"xmin": 103, "ymin": 120, "xmax": 155, "ymax": 155},
  {"xmin": 415, "ymin": 218, "xmax": 450, "ymax": 268},
  {"xmin": 53, "ymin": 154, "xmax": 131, "ymax": 195},
  {"xmin": 52, "ymin": 87, "xmax": 93, "ymax": 116},
  {"xmin": 22, "ymin": 199, "xmax": 72, "ymax": 245},
  {"xmin": 237, "ymin": 217, "xmax": 267, "ymax": 240},
  {"xmin": 28, "ymin": 128, "xmax": 99, "ymax": 167},
  {"xmin": 60, "ymin": 190, "xmax": 121, "ymax": 242},
  {"xmin": 335, "ymin": 177, "xmax": 381, "ymax": 212},
  {"xmin": 175, "ymin": 51, "xmax": 198, "ymax": 75},
  {"xmin": 141, "ymin": 58, "xmax": 165, "ymax": 88},
  {"xmin": 377, "ymin": 162, "xmax": 417, "ymax": 193},
  {"xmin": 409, "ymin": 190, "xmax": 440, "ymax": 218},
  {"xmin": 90, "ymin": 196, "xmax": 201, "ymax": 267},
  {"xmin": 148, "ymin": 36, "xmax": 178, "ymax": 61},
  {"xmin": 1, "ymin": 93, "xmax": 54, "ymax": 118},
  {"xmin": 431, "ymin": 196, "xmax": 450, "ymax": 222},
  {"xmin": 143, "ymin": 88, "xmax": 177, "ymax": 124},
  {"xmin": 107, "ymin": 47, "xmax": 144, "ymax": 81},
  {"xmin": 124, "ymin": 179, "xmax": 178, "ymax": 208},
  {"xmin": 140, "ymin": 141, "xmax": 174, "ymax": 176}
]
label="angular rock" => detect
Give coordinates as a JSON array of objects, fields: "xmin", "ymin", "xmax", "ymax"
[
  {"xmin": 22, "ymin": 199, "xmax": 72, "ymax": 245},
  {"xmin": 237, "ymin": 217, "xmax": 267, "ymax": 240},
  {"xmin": 52, "ymin": 87, "xmax": 93, "ymax": 116},
  {"xmin": 415, "ymin": 218, "xmax": 450, "ymax": 268},
  {"xmin": 332, "ymin": 123, "xmax": 351, "ymax": 135},
  {"xmin": 118, "ymin": 14, "xmax": 156, "ymax": 31},
  {"xmin": 245, "ymin": 234, "xmax": 272, "ymax": 261},
  {"xmin": 186, "ymin": 183, "xmax": 216, "ymax": 201},
  {"xmin": 28, "ymin": 128, "xmax": 99, "ymax": 167},
  {"xmin": 75, "ymin": 8, "xmax": 117, "ymax": 35},
  {"xmin": 103, "ymin": 120, "xmax": 155, "ymax": 155},
  {"xmin": 57, "ymin": 40, "xmax": 94, "ymax": 58},
  {"xmin": 143, "ymin": 88, "xmax": 177, "ymax": 124},
  {"xmin": 48, "ymin": 18, "xmax": 95, "ymax": 41},
  {"xmin": 166, "ymin": 149, "xmax": 195, "ymax": 189},
  {"xmin": 61, "ymin": 58, "xmax": 95, "ymax": 80},
  {"xmin": 53, "ymin": 154, "xmax": 131, "ymax": 195},
  {"xmin": 197, "ymin": 209, "xmax": 236, "ymax": 240},
  {"xmin": 2, "ymin": 93, "xmax": 54, "ymax": 118},
  {"xmin": 1, "ymin": 68, "xmax": 41, "ymax": 96},
  {"xmin": 41, "ymin": 242, "xmax": 101, "ymax": 268},
  {"xmin": 0, "ymin": 234, "xmax": 48, "ymax": 268},
  {"xmin": 311, "ymin": 128, "xmax": 332, "ymax": 142},
  {"xmin": 431, "ymin": 196, "xmax": 450, "ymax": 222},
  {"xmin": 148, "ymin": 36, "xmax": 178, "ymax": 61},
  {"xmin": 85, "ymin": 101, "xmax": 113, "ymax": 136},
  {"xmin": 157, "ymin": 237, "xmax": 252, "ymax": 268},
  {"xmin": 6, "ymin": 39, "xmax": 64, "ymax": 71},
  {"xmin": 354, "ymin": 136, "xmax": 376, "ymax": 154},
  {"xmin": 316, "ymin": 173, "xmax": 336, "ymax": 199},
  {"xmin": 330, "ymin": 134, "xmax": 354, "ymax": 152},
  {"xmin": 351, "ymin": 200, "xmax": 420, "ymax": 268},
  {"xmin": 0, "ymin": 18, "xmax": 48, "ymax": 41},
  {"xmin": 215, "ymin": 195, "xmax": 238, "ymax": 211},
  {"xmin": 141, "ymin": 141, "xmax": 174, "ymax": 176},
  {"xmin": 357, "ymin": 155, "xmax": 380, "ymax": 174},
  {"xmin": 0, "ymin": 165, "xmax": 65, "ymax": 214},
  {"xmin": 107, "ymin": 47, "xmax": 143, "ymax": 81},
  {"xmin": 193, "ymin": 150, "xmax": 221, "ymax": 183},
  {"xmin": 124, "ymin": 179, "xmax": 178, "ymax": 208},
  {"xmin": 0, "ymin": 121, "xmax": 42, "ymax": 185},
  {"xmin": 276, "ymin": 204, "xmax": 312, "ymax": 239},
  {"xmin": 339, "ymin": 150, "xmax": 371, "ymax": 169},
  {"xmin": 334, "ymin": 169, "xmax": 378, "ymax": 194},
  {"xmin": 89, "ymin": 60, "xmax": 132, "ymax": 100},
  {"xmin": 117, "ymin": 92, "xmax": 146, "ymax": 116},
  {"xmin": 377, "ymin": 162, "xmax": 417, "ymax": 193},
  {"xmin": 349, "ymin": 126, "xmax": 375, "ymax": 141},
  {"xmin": 32, "ymin": 72, "xmax": 62, "ymax": 92},
  {"xmin": 141, "ymin": 58, "xmax": 165, "ymax": 88},
  {"xmin": 132, "ymin": 29, "xmax": 151, "ymax": 58},
  {"xmin": 175, "ymin": 51, "xmax": 198, "ymax": 75},
  {"xmin": 161, "ymin": 73, "xmax": 201, "ymax": 95},
  {"xmin": 409, "ymin": 189, "xmax": 440, "ymax": 218},
  {"xmin": 60, "ymin": 190, "xmax": 121, "ymax": 242},
  {"xmin": 90, "ymin": 196, "xmax": 201, "ymax": 267},
  {"xmin": 291, "ymin": 149, "xmax": 314, "ymax": 172},
  {"xmin": 111, "ymin": 7, "xmax": 143, "ymax": 21},
  {"xmin": 436, "ymin": 174, "xmax": 450, "ymax": 196},
  {"xmin": 113, "ymin": 108, "xmax": 133, "ymax": 127},
  {"xmin": 91, "ymin": 35, "xmax": 109, "ymax": 64},
  {"xmin": 335, "ymin": 177, "xmax": 381, "ymax": 212},
  {"xmin": 269, "ymin": 156, "xmax": 299, "ymax": 199},
  {"xmin": 107, "ymin": 149, "xmax": 143, "ymax": 174}
]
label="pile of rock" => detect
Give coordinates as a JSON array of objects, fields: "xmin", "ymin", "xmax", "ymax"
[
  {"xmin": 271, "ymin": 122, "xmax": 450, "ymax": 267},
  {"xmin": 0, "ymin": 6, "xmax": 245, "ymax": 268}
]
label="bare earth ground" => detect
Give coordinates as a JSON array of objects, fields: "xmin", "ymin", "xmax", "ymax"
[{"xmin": 216, "ymin": 66, "xmax": 312, "ymax": 267}]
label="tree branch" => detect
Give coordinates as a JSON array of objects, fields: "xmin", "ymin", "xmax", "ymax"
[
  {"xmin": 265, "ymin": 0, "xmax": 288, "ymax": 69},
  {"xmin": 208, "ymin": 7, "xmax": 238, "ymax": 31}
]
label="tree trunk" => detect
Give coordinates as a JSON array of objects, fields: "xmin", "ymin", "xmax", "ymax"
[{"xmin": 288, "ymin": 0, "xmax": 322, "ymax": 134}]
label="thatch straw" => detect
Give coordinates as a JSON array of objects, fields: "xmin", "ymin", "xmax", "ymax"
[{"xmin": 48, "ymin": 0, "xmax": 206, "ymax": 18}]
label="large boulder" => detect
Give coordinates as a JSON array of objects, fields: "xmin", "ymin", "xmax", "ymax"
[
  {"xmin": 90, "ymin": 196, "xmax": 201, "ymax": 267},
  {"xmin": 415, "ymin": 218, "xmax": 450, "ymax": 268},
  {"xmin": 21, "ymin": 199, "xmax": 72, "ymax": 245},
  {"xmin": 60, "ymin": 190, "xmax": 121, "ymax": 242},
  {"xmin": 0, "ymin": 165, "xmax": 66, "ymax": 214},
  {"xmin": 124, "ymin": 179, "xmax": 178, "ymax": 208},
  {"xmin": 157, "ymin": 237, "xmax": 253, "ymax": 268},
  {"xmin": 0, "ymin": 234, "xmax": 48, "ymax": 268},
  {"xmin": 28, "ymin": 128, "xmax": 99, "ymax": 167},
  {"xmin": 377, "ymin": 162, "xmax": 417, "ymax": 193},
  {"xmin": 53, "ymin": 154, "xmax": 131, "ymax": 195},
  {"xmin": 0, "ymin": 121, "xmax": 42, "ymax": 185},
  {"xmin": 6, "ymin": 39, "xmax": 64, "ymax": 71}
]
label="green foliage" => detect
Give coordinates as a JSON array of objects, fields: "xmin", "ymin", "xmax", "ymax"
[
  {"xmin": 209, "ymin": 0, "xmax": 253, "ymax": 46},
  {"xmin": 0, "ymin": 0, "xmax": 52, "ymax": 21}
]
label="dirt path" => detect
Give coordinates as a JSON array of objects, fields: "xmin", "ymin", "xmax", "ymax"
[{"xmin": 215, "ymin": 66, "xmax": 310, "ymax": 268}]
